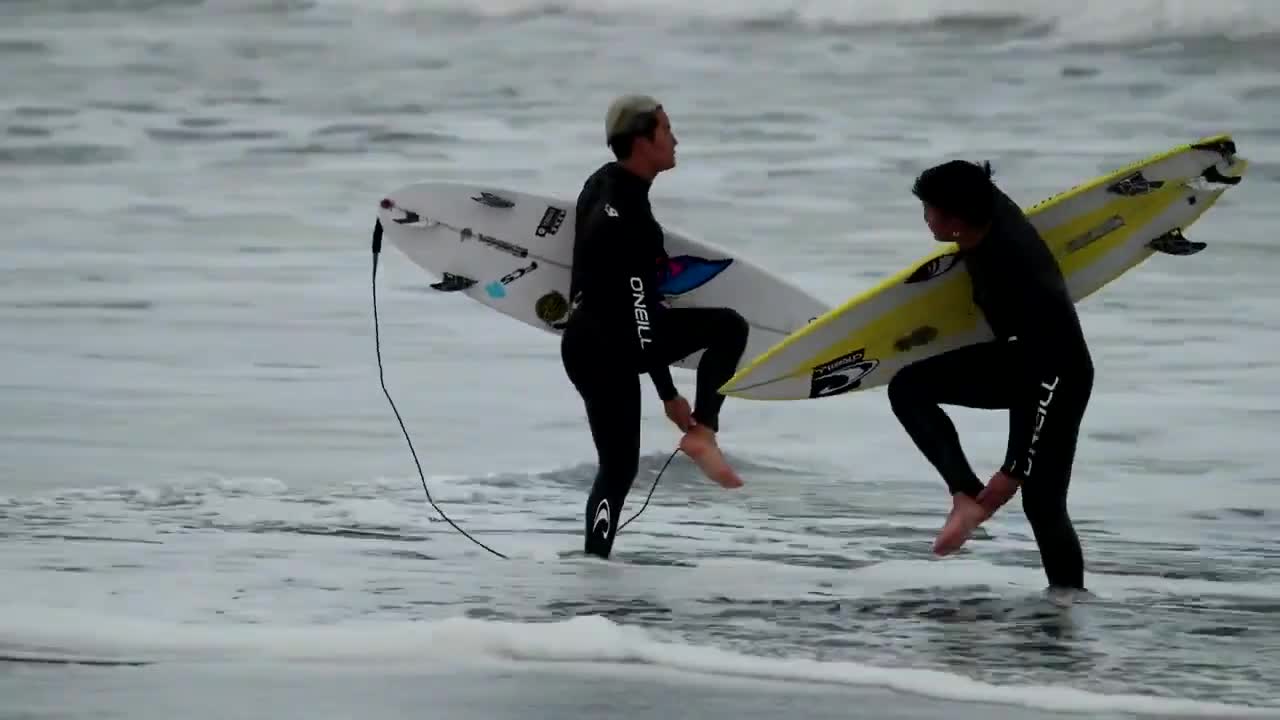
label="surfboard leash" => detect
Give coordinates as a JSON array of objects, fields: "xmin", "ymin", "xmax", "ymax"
[
  {"xmin": 618, "ymin": 447, "xmax": 677, "ymax": 532},
  {"xmin": 369, "ymin": 219, "xmax": 510, "ymax": 560}
]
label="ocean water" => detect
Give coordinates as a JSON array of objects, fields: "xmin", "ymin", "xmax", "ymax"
[{"xmin": 2, "ymin": 1, "xmax": 1279, "ymax": 718}]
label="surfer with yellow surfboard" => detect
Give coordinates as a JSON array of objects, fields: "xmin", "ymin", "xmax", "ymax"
[
  {"xmin": 888, "ymin": 159, "xmax": 1092, "ymax": 592},
  {"xmin": 710, "ymin": 133, "xmax": 1244, "ymax": 594}
]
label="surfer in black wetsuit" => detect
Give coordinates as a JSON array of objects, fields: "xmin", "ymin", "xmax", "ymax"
[
  {"xmin": 561, "ymin": 94, "xmax": 750, "ymax": 559},
  {"xmin": 887, "ymin": 159, "xmax": 1093, "ymax": 591}
]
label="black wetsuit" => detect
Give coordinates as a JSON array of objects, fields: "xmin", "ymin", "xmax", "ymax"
[
  {"xmin": 561, "ymin": 161, "xmax": 749, "ymax": 559},
  {"xmin": 887, "ymin": 187, "xmax": 1093, "ymax": 590}
]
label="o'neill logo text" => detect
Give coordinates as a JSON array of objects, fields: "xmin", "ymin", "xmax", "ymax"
[
  {"xmin": 1023, "ymin": 376, "xmax": 1059, "ymax": 477},
  {"xmin": 631, "ymin": 276, "xmax": 652, "ymax": 349}
]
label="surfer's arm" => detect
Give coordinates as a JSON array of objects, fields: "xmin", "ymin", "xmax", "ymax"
[
  {"xmin": 648, "ymin": 363, "xmax": 677, "ymax": 402},
  {"xmin": 998, "ymin": 274, "xmax": 1089, "ymax": 481},
  {"xmin": 1000, "ymin": 381, "xmax": 1038, "ymax": 480},
  {"xmin": 998, "ymin": 334, "xmax": 1074, "ymax": 481},
  {"xmin": 630, "ymin": 263, "xmax": 679, "ymax": 403},
  {"xmin": 611, "ymin": 217, "xmax": 677, "ymax": 402}
]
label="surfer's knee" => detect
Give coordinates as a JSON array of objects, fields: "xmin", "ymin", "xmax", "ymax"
[
  {"xmin": 698, "ymin": 307, "xmax": 746, "ymax": 341},
  {"xmin": 887, "ymin": 364, "xmax": 925, "ymax": 412},
  {"xmin": 724, "ymin": 307, "xmax": 748, "ymax": 332},
  {"xmin": 717, "ymin": 307, "xmax": 748, "ymax": 345}
]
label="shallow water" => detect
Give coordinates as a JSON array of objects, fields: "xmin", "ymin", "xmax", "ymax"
[{"xmin": 2, "ymin": 1, "xmax": 1279, "ymax": 717}]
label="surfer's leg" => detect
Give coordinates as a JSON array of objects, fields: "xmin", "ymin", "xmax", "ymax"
[
  {"xmin": 1023, "ymin": 476, "xmax": 1085, "ymax": 590},
  {"xmin": 575, "ymin": 369, "xmax": 641, "ymax": 559},
  {"xmin": 652, "ymin": 307, "xmax": 749, "ymax": 432},
  {"xmin": 887, "ymin": 341, "xmax": 1018, "ymax": 498},
  {"xmin": 889, "ymin": 341, "xmax": 1028, "ymax": 555},
  {"xmin": 1018, "ymin": 368, "xmax": 1092, "ymax": 590},
  {"xmin": 562, "ymin": 321, "xmax": 642, "ymax": 559},
  {"xmin": 650, "ymin": 306, "xmax": 748, "ymax": 489}
]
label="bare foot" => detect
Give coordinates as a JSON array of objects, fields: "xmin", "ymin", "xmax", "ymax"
[
  {"xmin": 932, "ymin": 493, "xmax": 989, "ymax": 556},
  {"xmin": 678, "ymin": 425, "xmax": 743, "ymax": 489}
]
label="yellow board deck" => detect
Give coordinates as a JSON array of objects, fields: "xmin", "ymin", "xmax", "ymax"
[{"xmin": 720, "ymin": 135, "xmax": 1248, "ymax": 401}]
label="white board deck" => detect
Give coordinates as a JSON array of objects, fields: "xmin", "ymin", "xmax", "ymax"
[{"xmin": 375, "ymin": 181, "xmax": 830, "ymax": 373}]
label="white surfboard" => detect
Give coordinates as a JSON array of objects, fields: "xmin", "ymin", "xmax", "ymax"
[{"xmin": 375, "ymin": 181, "xmax": 830, "ymax": 371}]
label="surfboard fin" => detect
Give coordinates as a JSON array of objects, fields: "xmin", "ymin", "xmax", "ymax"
[
  {"xmin": 1148, "ymin": 229, "xmax": 1206, "ymax": 256},
  {"xmin": 1199, "ymin": 164, "xmax": 1242, "ymax": 187},
  {"xmin": 429, "ymin": 272, "xmax": 477, "ymax": 291}
]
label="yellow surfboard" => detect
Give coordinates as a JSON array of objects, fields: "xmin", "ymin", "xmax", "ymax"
[{"xmin": 720, "ymin": 134, "xmax": 1249, "ymax": 401}]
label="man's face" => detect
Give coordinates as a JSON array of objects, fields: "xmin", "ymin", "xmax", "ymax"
[
  {"xmin": 639, "ymin": 109, "xmax": 677, "ymax": 172},
  {"xmin": 923, "ymin": 203, "xmax": 960, "ymax": 242}
]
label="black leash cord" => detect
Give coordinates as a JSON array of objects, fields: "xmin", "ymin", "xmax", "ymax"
[
  {"xmin": 370, "ymin": 219, "xmax": 508, "ymax": 559},
  {"xmin": 620, "ymin": 448, "xmax": 676, "ymax": 532}
]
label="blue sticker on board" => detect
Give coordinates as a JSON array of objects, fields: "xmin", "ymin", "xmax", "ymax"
[{"xmin": 657, "ymin": 255, "xmax": 733, "ymax": 296}]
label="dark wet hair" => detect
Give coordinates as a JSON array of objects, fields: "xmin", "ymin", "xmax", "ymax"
[
  {"xmin": 607, "ymin": 109, "xmax": 661, "ymax": 160},
  {"xmin": 911, "ymin": 159, "xmax": 997, "ymax": 228}
]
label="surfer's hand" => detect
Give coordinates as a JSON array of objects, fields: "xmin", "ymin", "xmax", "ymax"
[
  {"xmin": 977, "ymin": 471, "xmax": 1020, "ymax": 515},
  {"xmin": 664, "ymin": 396, "xmax": 693, "ymax": 432}
]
